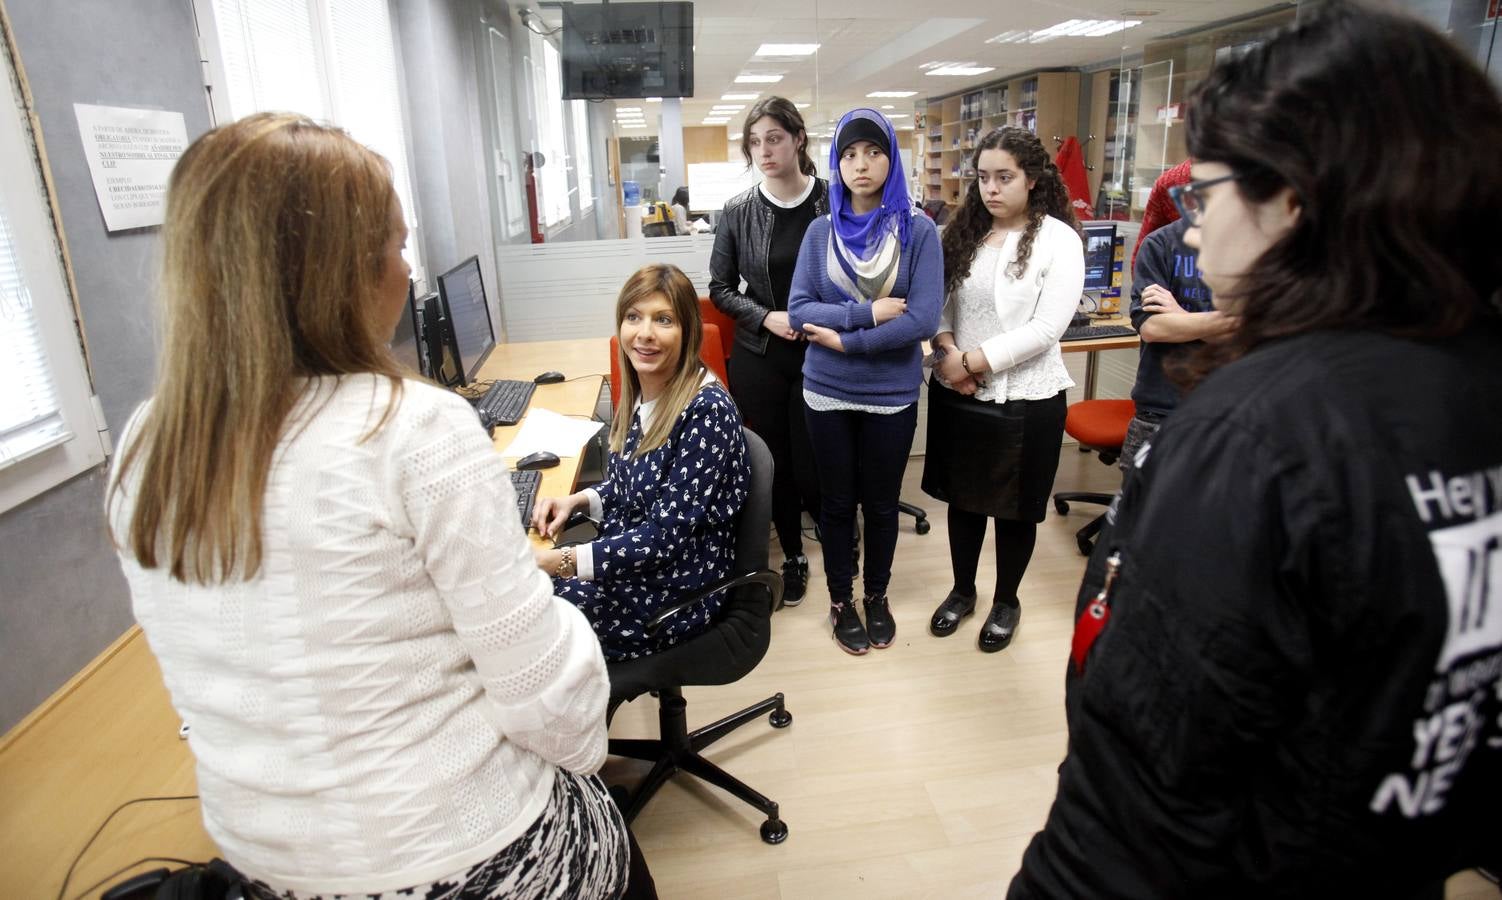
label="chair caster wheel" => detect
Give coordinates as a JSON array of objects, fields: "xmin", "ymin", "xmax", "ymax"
[
  {"xmin": 1054, "ymin": 498, "xmax": 1070, "ymax": 515},
  {"xmin": 769, "ymin": 708, "xmax": 792, "ymax": 728},
  {"xmin": 1076, "ymin": 537, "xmax": 1093, "ymax": 557},
  {"xmin": 914, "ymin": 517, "xmax": 931, "ymax": 535},
  {"xmin": 760, "ymin": 818, "xmax": 788, "ymax": 844}
]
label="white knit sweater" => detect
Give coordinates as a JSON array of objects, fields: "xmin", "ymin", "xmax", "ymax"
[{"xmin": 108, "ymin": 375, "xmax": 610, "ymax": 895}]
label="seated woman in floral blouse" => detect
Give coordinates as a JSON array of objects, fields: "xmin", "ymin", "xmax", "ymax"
[{"xmin": 531, "ymin": 264, "xmax": 750, "ymax": 661}]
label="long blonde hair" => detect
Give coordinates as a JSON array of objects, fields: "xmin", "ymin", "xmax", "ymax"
[
  {"xmin": 112, "ymin": 112, "xmax": 405, "ymax": 583},
  {"xmin": 610, "ymin": 265, "xmax": 706, "ymax": 454}
]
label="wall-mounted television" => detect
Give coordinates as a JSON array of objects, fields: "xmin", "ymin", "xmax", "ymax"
[{"xmin": 560, "ymin": 1, "xmax": 694, "ymax": 100}]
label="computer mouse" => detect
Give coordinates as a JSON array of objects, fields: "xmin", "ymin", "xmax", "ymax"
[
  {"xmin": 534, "ymin": 370, "xmax": 566, "ymax": 384},
  {"xmin": 516, "ymin": 450, "xmax": 561, "ymax": 470}
]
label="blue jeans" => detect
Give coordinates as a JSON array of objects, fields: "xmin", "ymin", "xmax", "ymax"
[{"xmin": 804, "ymin": 402, "xmax": 917, "ymax": 603}]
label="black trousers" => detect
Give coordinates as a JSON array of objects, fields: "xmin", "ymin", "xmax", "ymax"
[
  {"xmin": 728, "ymin": 338, "xmax": 821, "ymax": 557},
  {"xmin": 803, "ymin": 401, "xmax": 917, "ymax": 603}
]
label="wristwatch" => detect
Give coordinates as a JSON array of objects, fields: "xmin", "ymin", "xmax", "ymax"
[{"xmin": 556, "ymin": 546, "xmax": 577, "ymax": 579}]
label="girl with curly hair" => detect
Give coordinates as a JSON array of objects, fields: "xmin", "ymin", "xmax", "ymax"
[{"xmin": 922, "ymin": 126, "xmax": 1084, "ymax": 654}]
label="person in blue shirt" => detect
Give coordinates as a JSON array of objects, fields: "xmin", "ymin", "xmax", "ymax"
[
  {"xmin": 1122, "ymin": 217, "xmax": 1234, "ymax": 468},
  {"xmin": 788, "ymin": 108, "xmax": 944, "ymax": 655}
]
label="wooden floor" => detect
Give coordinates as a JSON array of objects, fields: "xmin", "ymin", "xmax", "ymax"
[{"xmin": 603, "ymin": 448, "xmax": 1502, "ymax": 900}]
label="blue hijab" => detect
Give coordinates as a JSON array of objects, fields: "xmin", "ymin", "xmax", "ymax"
[{"xmin": 827, "ymin": 109, "xmax": 912, "ymax": 301}]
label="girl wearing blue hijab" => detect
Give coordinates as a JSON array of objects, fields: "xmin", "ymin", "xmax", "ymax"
[{"xmin": 788, "ymin": 108, "xmax": 944, "ymax": 656}]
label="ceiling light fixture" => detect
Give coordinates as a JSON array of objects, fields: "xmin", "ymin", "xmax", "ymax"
[
  {"xmin": 735, "ymin": 74, "xmax": 784, "ymax": 83},
  {"xmin": 755, "ymin": 43, "xmax": 820, "ymax": 56},
  {"xmin": 711, "ymin": 104, "xmax": 745, "ymax": 111},
  {"xmin": 795, "ymin": 102, "xmax": 811, "ymax": 109},
  {"xmin": 986, "ymin": 30, "xmax": 1030, "ymax": 44},
  {"xmin": 703, "ymin": 118, "xmax": 730, "ymax": 124},
  {"xmin": 993, "ymin": 19, "xmax": 1143, "ymax": 44},
  {"xmin": 925, "ymin": 64, "xmax": 995, "ymax": 76},
  {"xmin": 645, "ymin": 97, "xmax": 662, "ymax": 102},
  {"xmin": 617, "ymin": 106, "xmax": 642, "ymax": 112},
  {"xmin": 721, "ymin": 92, "xmax": 760, "ymax": 100},
  {"xmin": 867, "ymin": 91, "xmax": 917, "ymax": 98}
]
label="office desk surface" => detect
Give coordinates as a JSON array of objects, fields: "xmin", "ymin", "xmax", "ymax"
[{"xmin": 475, "ymin": 338, "xmax": 611, "ymax": 545}]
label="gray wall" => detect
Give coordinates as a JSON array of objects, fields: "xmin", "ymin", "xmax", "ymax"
[{"xmin": 0, "ymin": 0, "xmax": 211, "ymax": 732}]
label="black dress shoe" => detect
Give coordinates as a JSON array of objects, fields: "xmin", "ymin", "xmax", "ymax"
[
  {"xmin": 863, "ymin": 595, "xmax": 895, "ymax": 648},
  {"xmin": 929, "ymin": 590, "xmax": 976, "ymax": 637},
  {"xmin": 978, "ymin": 601, "xmax": 1021, "ymax": 653}
]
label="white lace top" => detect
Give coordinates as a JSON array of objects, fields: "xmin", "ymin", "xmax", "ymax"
[
  {"xmin": 108, "ymin": 376, "xmax": 610, "ymax": 895},
  {"xmin": 937, "ymin": 215, "xmax": 1085, "ymax": 403}
]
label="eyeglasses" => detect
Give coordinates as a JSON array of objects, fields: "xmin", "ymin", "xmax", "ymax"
[{"xmin": 1167, "ymin": 173, "xmax": 1239, "ymax": 226}]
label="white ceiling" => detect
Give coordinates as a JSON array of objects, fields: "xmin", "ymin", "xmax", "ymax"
[{"xmin": 539, "ymin": 0, "xmax": 1292, "ymax": 136}]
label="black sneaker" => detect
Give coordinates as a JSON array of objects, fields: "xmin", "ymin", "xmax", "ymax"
[
  {"xmin": 829, "ymin": 601, "xmax": 869, "ymax": 655},
  {"xmin": 780, "ymin": 556, "xmax": 808, "ymax": 607},
  {"xmin": 863, "ymin": 595, "xmax": 895, "ymax": 648}
]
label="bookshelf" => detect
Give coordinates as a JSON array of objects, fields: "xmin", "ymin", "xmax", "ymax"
[{"xmin": 920, "ymin": 71, "xmax": 1081, "ymax": 213}]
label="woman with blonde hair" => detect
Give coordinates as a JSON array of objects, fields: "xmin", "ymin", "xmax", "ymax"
[
  {"xmin": 108, "ymin": 113, "xmax": 630, "ymax": 899},
  {"xmin": 532, "ymin": 264, "xmax": 750, "ymax": 660}
]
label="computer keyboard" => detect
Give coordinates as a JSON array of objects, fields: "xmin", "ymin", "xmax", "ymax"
[
  {"xmin": 1062, "ymin": 323, "xmax": 1136, "ymax": 341},
  {"xmin": 509, "ymin": 469, "xmax": 541, "ymax": 528},
  {"xmin": 472, "ymin": 379, "xmax": 537, "ymax": 426}
]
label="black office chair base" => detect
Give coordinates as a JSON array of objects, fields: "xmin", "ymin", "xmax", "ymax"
[
  {"xmin": 898, "ymin": 501, "xmax": 931, "ymax": 535},
  {"xmin": 1053, "ymin": 491, "xmax": 1113, "ymax": 557},
  {"xmin": 609, "ymin": 687, "xmax": 791, "ymax": 844}
]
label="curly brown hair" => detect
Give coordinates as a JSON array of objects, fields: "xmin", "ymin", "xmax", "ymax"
[{"xmin": 941, "ymin": 126, "xmax": 1079, "ymax": 296}]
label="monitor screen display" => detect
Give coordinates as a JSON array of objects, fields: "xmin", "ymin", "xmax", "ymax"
[
  {"xmin": 390, "ymin": 281, "xmax": 424, "ymax": 375},
  {"xmin": 561, "ymin": 1, "xmax": 694, "ymax": 100},
  {"xmin": 437, "ymin": 256, "xmax": 495, "ymax": 385},
  {"xmin": 1082, "ymin": 224, "xmax": 1117, "ymax": 293}
]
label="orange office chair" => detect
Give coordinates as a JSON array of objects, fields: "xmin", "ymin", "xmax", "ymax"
[
  {"xmin": 609, "ymin": 322, "xmax": 730, "ymax": 409},
  {"xmin": 1052, "ymin": 398, "xmax": 1135, "ymax": 556},
  {"xmin": 698, "ymin": 297, "xmax": 737, "ymax": 376}
]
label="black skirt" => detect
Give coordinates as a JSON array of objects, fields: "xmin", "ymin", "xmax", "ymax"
[{"xmin": 921, "ymin": 378, "xmax": 1067, "ymax": 523}]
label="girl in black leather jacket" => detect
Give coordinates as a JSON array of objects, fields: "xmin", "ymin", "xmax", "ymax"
[{"xmin": 709, "ymin": 96, "xmax": 828, "ymax": 605}]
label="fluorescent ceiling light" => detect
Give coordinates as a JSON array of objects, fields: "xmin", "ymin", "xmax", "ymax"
[
  {"xmin": 795, "ymin": 102, "xmax": 811, "ymax": 109},
  {"xmin": 755, "ymin": 43, "xmax": 820, "ymax": 56},
  {"xmin": 867, "ymin": 91, "xmax": 917, "ymax": 98},
  {"xmin": 730, "ymin": 133, "xmax": 743, "ymax": 140},
  {"xmin": 711, "ymin": 104, "xmax": 745, "ymax": 111},
  {"xmin": 898, "ymin": 125, "xmax": 915, "ymax": 130},
  {"xmin": 703, "ymin": 118, "xmax": 730, "ymax": 124},
  {"xmin": 621, "ymin": 124, "xmax": 646, "ymax": 129},
  {"xmin": 925, "ymin": 63, "xmax": 995, "ymax": 76},
  {"xmin": 735, "ymin": 74, "xmax": 784, "ymax": 83},
  {"xmin": 986, "ymin": 30, "xmax": 1030, "ymax": 44},
  {"xmin": 646, "ymin": 97, "xmax": 662, "ymax": 102},
  {"xmin": 887, "ymin": 113, "xmax": 909, "ymax": 118},
  {"xmin": 722, "ymin": 92, "xmax": 760, "ymax": 100},
  {"xmin": 880, "ymin": 104, "xmax": 895, "ymax": 110},
  {"xmin": 616, "ymin": 106, "xmax": 642, "ymax": 112},
  {"xmin": 992, "ymin": 19, "xmax": 1144, "ymax": 45}
]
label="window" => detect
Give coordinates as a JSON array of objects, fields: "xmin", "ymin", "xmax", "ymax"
[
  {"xmin": 0, "ymin": 48, "xmax": 107, "ymax": 513},
  {"xmin": 197, "ymin": 0, "xmax": 421, "ymax": 276},
  {"xmin": 572, "ymin": 100, "xmax": 593, "ymax": 212},
  {"xmin": 529, "ymin": 33, "xmax": 571, "ymax": 228}
]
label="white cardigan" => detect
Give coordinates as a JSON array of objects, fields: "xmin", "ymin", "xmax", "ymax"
[
  {"xmin": 937, "ymin": 214, "xmax": 1085, "ymax": 401},
  {"xmin": 108, "ymin": 376, "xmax": 609, "ymax": 895}
]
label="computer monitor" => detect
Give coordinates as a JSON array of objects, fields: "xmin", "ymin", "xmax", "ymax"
[
  {"xmin": 1082, "ymin": 223, "xmax": 1117, "ymax": 293},
  {"xmin": 423, "ymin": 291, "xmax": 462, "ymax": 388},
  {"xmin": 389, "ymin": 281, "xmax": 427, "ymax": 376},
  {"xmin": 561, "ymin": 1, "xmax": 694, "ymax": 100},
  {"xmin": 436, "ymin": 256, "xmax": 496, "ymax": 386}
]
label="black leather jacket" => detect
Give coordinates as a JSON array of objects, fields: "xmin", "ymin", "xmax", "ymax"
[{"xmin": 708, "ymin": 179, "xmax": 828, "ymax": 357}]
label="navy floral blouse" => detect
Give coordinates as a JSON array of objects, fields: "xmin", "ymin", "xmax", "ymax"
[{"xmin": 554, "ymin": 382, "xmax": 749, "ymax": 660}]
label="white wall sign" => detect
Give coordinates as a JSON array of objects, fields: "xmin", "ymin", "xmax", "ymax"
[{"xmin": 72, "ymin": 103, "xmax": 188, "ymax": 231}]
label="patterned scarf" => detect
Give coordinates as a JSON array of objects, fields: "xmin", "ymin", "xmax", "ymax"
[{"xmin": 826, "ymin": 109, "xmax": 912, "ymax": 302}]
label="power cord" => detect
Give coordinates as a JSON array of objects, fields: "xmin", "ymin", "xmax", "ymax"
[{"xmin": 57, "ymin": 794, "xmax": 200, "ymax": 900}]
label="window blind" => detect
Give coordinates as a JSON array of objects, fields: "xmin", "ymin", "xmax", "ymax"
[
  {"xmin": 0, "ymin": 202, "xmax": 71, "ymax": 467},
  {"xmin": 572, "ymin": 99, "xmax": 593, "ymax": 211},
  {"xmin": 538, "ymin": 39, "xmax": 569, "ymax": 226}
]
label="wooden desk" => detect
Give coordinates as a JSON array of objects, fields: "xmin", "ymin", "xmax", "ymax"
[
  {"xmin": 1060, "ymin": 315, "xmax": 1139, "ymax": 399},
  {"xmin": 473, "ymin": 337, "xmax": 611, "ymax": 544},
  {"xmin": 0, "ymin": 339, "xmax": 612, "ymax": 900}
]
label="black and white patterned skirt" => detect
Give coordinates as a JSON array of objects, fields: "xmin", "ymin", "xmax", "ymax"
[{"xmin": 246, "ymin": 769, "xmax": 629, "ymax": 900}]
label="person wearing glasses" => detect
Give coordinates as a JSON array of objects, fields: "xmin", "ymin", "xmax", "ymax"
[
  {"xmin": 1009, "ymin": 3, "xmax": 1502, "ymax": 896},
  {"xmin": 1119, "ymin": 215, "xmax": 1233, "ymax": 470},
  {"xmin": 923, "ymin": 126, "xmax": 1084, "ymax": 654}
]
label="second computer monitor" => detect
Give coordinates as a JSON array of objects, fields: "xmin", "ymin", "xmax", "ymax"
[
  {"xmin": 1082, "ymin": 224, "xmax": 1117, "ymax": 293},
  {"xmin": 390, "ymin": 280, "xmax": 426, "ymax": 376},
  {"xmin": 436, "ymin": 256, "xmax": 495, "ymax": 386}
]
